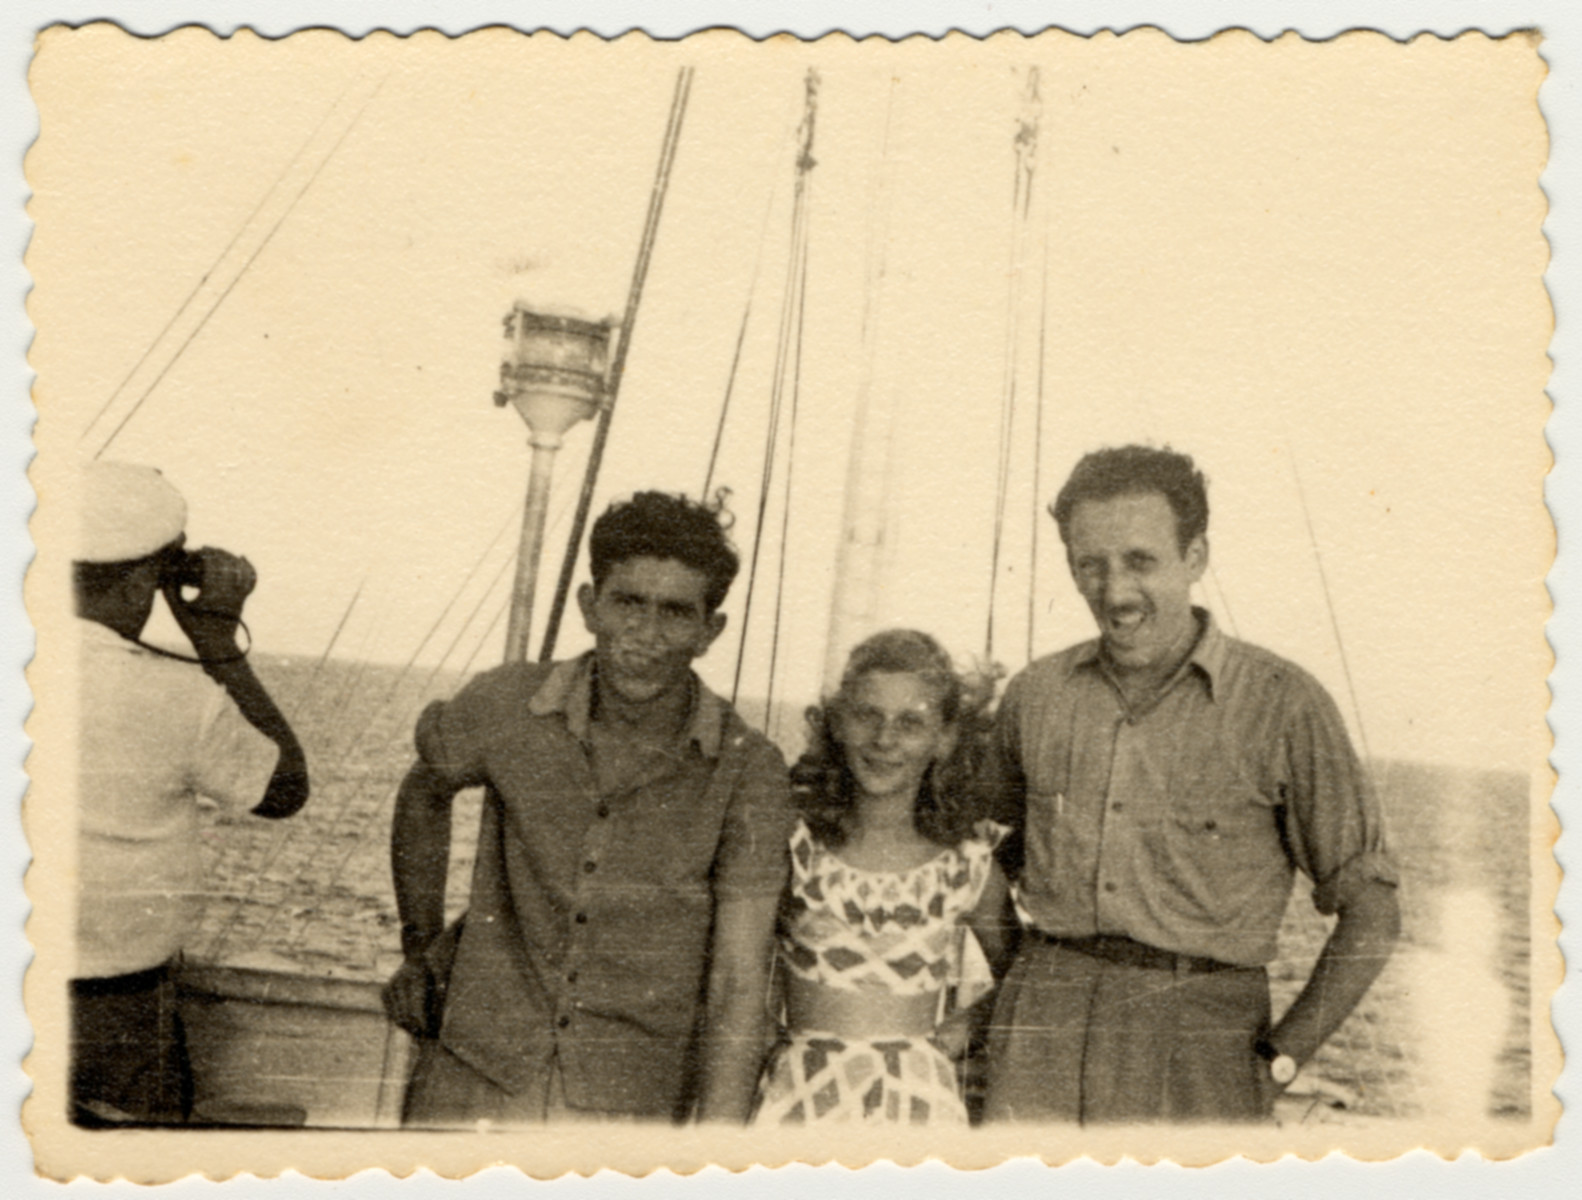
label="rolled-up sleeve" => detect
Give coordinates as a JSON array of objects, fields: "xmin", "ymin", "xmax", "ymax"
[
  {"xmin": 1280, "ymin": 673, "xmax": 1400, "ymax": 915},
  {"xmin": 413, "ymin": 677, "xmax": 497, "ymax": 790},
  {"xmin": 711, "ymin": 737, "xmax": 794, "ymax": 899}
]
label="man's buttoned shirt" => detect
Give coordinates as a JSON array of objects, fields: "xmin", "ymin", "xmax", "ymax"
[
  {"xmin": 413, "ymin": 653, "xmax": 793, "ymax": 1116},
  {"xmin": 991, "ymin": 611, "xmax": 1398, "ymax": 967}
]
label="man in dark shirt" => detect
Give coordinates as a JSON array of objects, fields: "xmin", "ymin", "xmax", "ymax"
[
  {"xmin": 983, "ymin": 445, "xmax": 1401, "ymax": 1123},
  {"xmin": 384, "ymin": 492, "xmax": 793, "ymax": 1125}
]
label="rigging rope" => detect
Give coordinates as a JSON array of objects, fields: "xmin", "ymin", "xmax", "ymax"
[
  {"xmin": 763, "ymin": 240, "xmax": 812, "ymax": 742},
  {"xmin": 79, "ymin": 80, "xmax": 356, "ymax": 446},
  {"xmin": 318, "ymin": 611, "xmax": 387, "ymax": 732},
  {"xmin": 701, "ymin": 129, "xmax": 790, "ymax": 499},
  {"xmin": 269, "ymin": 565, "xmax": 519, "ymax": 959},
  {"xmin": 272, "ymin": 488, "xmax": 585, "ymax": 958},
  {"xmin": 1284, "ymin": 446, "xmax": 1374, "ymax": 763},
  {"xmin": 274, "ymin": 574, "xmax": 519, "ymax": 957},
  {"xmin": 456, "ymin": 590, "xmax": 511, "ymax": 680},
  {"xmin": 986, "ymin": 66, "xmax": 1041, "ymax": 663},
  {"xmin": 731, "ymin": 69, "xmax": 819, "ymax": 710},
  {"xmin": 321, "ymin": 616, "xmax": 385, "ymax": 730},
  {"xmin": 207, "ymin": 501, "xmax": 518, "ymax": 961},
  {"xmin": 304, "ymin": 507, "xmax": 516, "ymax": 785},
  {"xmin": 283, "ymin": 574, "xmax": 366, "ymax": 726},
  {"xmin": 94, "ymin": 72, "xmax": 390, "ymax": 460},
  {"xmin": 730, "ymin": 202, "xmax": 806, "ymax": 708},
  {"xmin": 1025, "ymin": 218, "xmax": 1052, "ymax": 658},
  {"xmin": 539, "ymin": 66, "xmax": 695, "ymax": 662},
  {"xmin": 703, "ymin": 301, "xmax": 757, "ymax": 503}
]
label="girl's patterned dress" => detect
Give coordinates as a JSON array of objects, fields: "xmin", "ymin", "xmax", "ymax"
[{"xmin": 752, "ymin": 818, "xmax": 1005, "ymax": 1126}]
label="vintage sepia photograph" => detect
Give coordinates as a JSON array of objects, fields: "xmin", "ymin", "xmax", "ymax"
[{"xmin": 19, "ymin": 16, "xmax": 1558, "ymax": 1182}]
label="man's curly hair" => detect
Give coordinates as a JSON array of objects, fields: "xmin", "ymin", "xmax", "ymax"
[
  {"xmin": 588, "ymin": 489, "xmax": 739, "ymax": 612},
  {"xmin": 1050, "ymin": 444, "xmax": 1209, "ymax": 554},
  {"xmin": 792, "ymin": 629, "xmax": 998, "ymax": 850}
]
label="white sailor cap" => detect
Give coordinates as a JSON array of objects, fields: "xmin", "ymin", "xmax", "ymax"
[{"xmin": 78, "ymin": 461, "xmax": 187, "ymax": 564}]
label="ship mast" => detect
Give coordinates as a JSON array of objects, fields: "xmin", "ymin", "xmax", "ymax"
[
  {"xmin": 821, "ymin": 385, "xmax": 898, "ymax": 691},
  {"xmin": 821, "ymin": 80, "xmax": 899, "ymax": 693}
]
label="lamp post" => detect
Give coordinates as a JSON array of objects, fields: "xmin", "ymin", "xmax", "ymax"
[{"xmin": 494, "ymin": 304, "xmax": 613, "ymax": 663}]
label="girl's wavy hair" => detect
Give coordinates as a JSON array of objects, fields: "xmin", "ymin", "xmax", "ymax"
[{"xmin": 792, "ymin": 629, "xmax": 999, "ymax": 849}]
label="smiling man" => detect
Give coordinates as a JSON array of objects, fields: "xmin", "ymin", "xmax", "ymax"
[
  {"xmin": 982, "ymin": 445, "xmax": 1400, "ymax": 1124},
  {"xmin": 385, "ymin": 492, "xmax": 793, "ymax": 1125}
]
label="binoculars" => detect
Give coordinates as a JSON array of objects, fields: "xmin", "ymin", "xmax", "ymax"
[
  {"xmin": 159, "ymin": 546, "xmax": 210, "ymax": 592},
  {"xmin": 158, "ymin": 545, "xmax": 254, "ymax": 613}
]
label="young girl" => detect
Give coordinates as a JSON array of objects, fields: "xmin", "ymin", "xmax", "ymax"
[{"xmin": 752, "ymin": 630, "xmax": 1011, "ymax": 1126}]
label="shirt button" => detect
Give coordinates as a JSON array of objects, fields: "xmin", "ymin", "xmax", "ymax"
[
  {"xmin": 557, "ymin": 1015, "xmax": 570, "ymax": 1029},
  {"xmin": 1104, "ymin": 881, "xmax": 1118, "ymax": 893},
  {"xmin": 583, "ymin": 860, "xmax": 597, "ymax": 874},
  {"xmin": 596, "ymin": 803, "xmax": 610, "ymax": 819},
  {"xmin": 1111, "ymin": 802, "xmax": 1124, "ymax": 812},
  {"xmin": 575, "ymin": 912, "xmax": 588, "ymax": 924}
]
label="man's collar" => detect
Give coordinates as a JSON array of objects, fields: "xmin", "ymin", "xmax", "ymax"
[
  {"xmin": 1187, "ymin": 608, "xmax": 1229, "ymax": 696},
  {"xmin": 527, "ymin": 652, "xmax": 726, "ymax": 757},
  {"xmin": 1076, "ymin": 607, "xmax": 1227, "ymax": 700}
]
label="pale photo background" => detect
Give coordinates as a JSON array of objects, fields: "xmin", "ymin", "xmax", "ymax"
[{"xmin": 10, "ymin": 0, "xmax": 1576, "ymax": 1188}]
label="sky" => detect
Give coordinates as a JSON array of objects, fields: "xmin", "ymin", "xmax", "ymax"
[{"xmin": 27, "ymin": 25, "xmax": 1551, "ymax": 773}]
